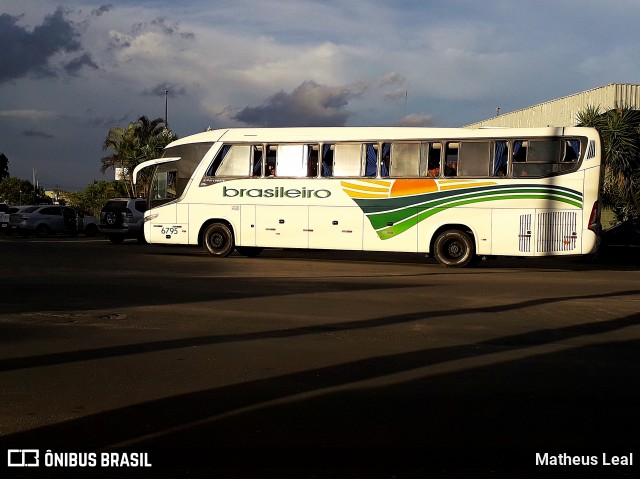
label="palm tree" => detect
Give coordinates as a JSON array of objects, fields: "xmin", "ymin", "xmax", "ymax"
[
  {"xmin": 577, "ymin": 104, "xmax": 640, "ymax": 221},
  {"xmin": 101, "ymin": 116, "xmax": 177, "ymax": 197}
]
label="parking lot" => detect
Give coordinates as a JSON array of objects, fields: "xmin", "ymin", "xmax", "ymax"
[{"xmin": 1, "ymin": 235, "xmax": 639, "ymax": 478}]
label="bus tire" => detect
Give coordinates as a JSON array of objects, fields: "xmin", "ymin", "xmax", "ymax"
[
  {"xmin": 203, "ymin": 223, "xmax": 235, "ymax": 257},
  {"xmin": 433, "ymin": 229, "xmax": 475, "ymax": 267},
  {"xmin": 236, "ymin": 246, "xmax": 263, "ymax": 257}
]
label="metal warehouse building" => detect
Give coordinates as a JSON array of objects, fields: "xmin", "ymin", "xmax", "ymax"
[{"xmin": 465, "ymin": 83, "xmax": 640, "ymax": 128}]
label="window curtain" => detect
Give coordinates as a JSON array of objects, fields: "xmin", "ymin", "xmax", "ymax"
[
  {"xmin": 322, "ymin": 144, "xmax": 333, "ymax": 177},
  {"xmin": 365, "ymin": 144, "xmax": 377, "ymax": 176},
  {"xmin": 381, "ymin": 143, "xmax": 391, "ymax": 177},
  {"xmin": 493, "ymin": 141, "xmax": 507, "ymax": 175}
]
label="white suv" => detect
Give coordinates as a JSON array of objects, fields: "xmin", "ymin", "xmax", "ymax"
[{"xmin": 99, "ymin": 198, "xmax": 148, "ymax": 244}]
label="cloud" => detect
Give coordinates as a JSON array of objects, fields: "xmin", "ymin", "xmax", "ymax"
[
  {"xmin": 143, "ymin": 83, "xmax": 187, "ymax": 98},
  {"xmin": 22, "ymin": 130, "xmax": 54, "ymax": 139},
  {"xmin": 233, "ymin": 80, "xmax": 365, "ymax": 127},
  {"xmin": 91, "ymin": 5, "xmax": 113, "ymax": 17},
  {"xmin": 64, "ymin": 52, "xmax": 99, "ymax": 75},
  {"xmin": 0, "ymin": 109, "xmax": 58, "ymax": 121},
  {"xmin": 0, "ymin": 8, "xmax": 82, "ymax": 83},
  {"xmin": 395, "ymin": 114, "xmax": 435, "ymax": 127}
]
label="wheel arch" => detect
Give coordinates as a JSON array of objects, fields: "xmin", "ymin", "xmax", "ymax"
[
  {"xmin": 428, "ymin": 223, "xmax": 476, "ymax": 256},
  {"xmin": 198, "ymin": 218, "xmax": 234, "ymax": 247}
]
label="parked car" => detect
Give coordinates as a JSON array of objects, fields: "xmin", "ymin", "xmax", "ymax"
[
  {"xmin": 1, "ymin": 205, "xmax": 33, "ymax": 235},
  {"xmin": 600, "ymin": 217, "xmax": 640, "ymax": 256},
  {"xmin": 99, "ymin": 198, "xmax": 147, "ymax": 244},
  {"xmin": 10, "ymin": 205, "xmax": 95, "ymax": 237},
  {"xmin": 79, "ymin": 213, "xmax": 99, "ymax": 237}
]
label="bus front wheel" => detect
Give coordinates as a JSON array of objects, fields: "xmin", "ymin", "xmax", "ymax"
[
  {"xmin": 203, "ymin": 223, "xmax": 235, "ymax": 257},
  {"xmin": 433, "ymin": 229, "xmax": 475, "ymax": 267}
]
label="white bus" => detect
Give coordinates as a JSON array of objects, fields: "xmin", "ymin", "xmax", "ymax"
[{"xmin": 133, "ymin": 127, "xmax": 601, "ymax": 267}]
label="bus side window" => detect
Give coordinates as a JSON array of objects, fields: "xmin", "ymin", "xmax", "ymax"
[
  {"xmin": 321, "ymin": 144, "xmax": 334, "ymax": 177},
  {"xmin": 205, "ymin": 145, "xmax": 230, "ymax": 176},
  {"xmin": 333, "ymin": 144, "xmax": 361, "ymax": 176},
  {"xmin": 363, "ymin": 144, "xmax": 377, "ymax": 177},
  {"xmin": 513, "ymin": 140, "xmax": 567, "ymax": 177},
  {"xmin": 422, "ymin": 142, "xmax": 442, "ymax": 177},
  {"xmin": 390, "ymin": 142, "xmax": 420, "ymax": 177},
  {"xmin": 381, "ymin": 143, "xmax": 391, "ymax": 177},
  {"xmin": 444, "ymin": 143, "xmax": 458, "ymax": 176},
  {"xmin": 266, "ymin": 145, "xmax": 277, "ymax": 176},
  {"xmin": 276, "ymin": 144, "xmax": 308, "ymax": 177},
  {"xmin": 458, "ymin": 142, "xmax": 491, "ymax": 177},
  {"xmin": 492, "ymin": 141, "xmax": 508, "ymax": 177},
  {"xmin": 252, "ymin": 145, "xmax": 263, "ymax": 176},
  {"xmin": 209, "ymin": 144, "xmax": 252, "ymax": 177},
  {"xmin": 308, "ymin": 145, "xmax": 319, "ymax": 177}
]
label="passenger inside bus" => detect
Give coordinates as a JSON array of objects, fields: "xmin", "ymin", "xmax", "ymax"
[{"xmin": 427, "ymin": 162, "xmax": 440, "ymax": 177}]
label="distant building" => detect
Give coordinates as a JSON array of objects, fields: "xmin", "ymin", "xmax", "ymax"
[{"xmin": 465, "ymin": 83, "xmax": 640, "ymax": 128}]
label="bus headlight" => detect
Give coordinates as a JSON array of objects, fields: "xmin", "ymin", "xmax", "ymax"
[{"xmin": 144, "ymin": 214, "xmax": 158, "ymax": 222}]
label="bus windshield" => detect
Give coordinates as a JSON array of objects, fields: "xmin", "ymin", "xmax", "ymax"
[{"xmin": 149, "ymin": 142, "xmax": 213, "ymax": 208}]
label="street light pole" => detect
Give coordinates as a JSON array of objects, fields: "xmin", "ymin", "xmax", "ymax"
[{"xmin": 165, "ymin": 90, "xmax": 169, "ymax": 128}]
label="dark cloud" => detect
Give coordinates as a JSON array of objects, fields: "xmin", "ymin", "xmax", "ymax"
[
  {"xmin": 22, "ymin": 130, "xmax": 54, "ymax": 139},
  {"xmin": 0, "ymin": 8, "xmax": 82, "ymax": 83},
  {"xmin": 151, "ymin": 17, "xmax": 176, "ymax": 36},
  {"xmin": 64, "ymin": 52, "xmax": 99, "ymax": 76},
  {"xmin": 91, "ymin": 5, "xmax": 113, "ymax": 17},
  {"xmin": 234, "ymin": 81, "xmax": 363, "ymax": 127}
]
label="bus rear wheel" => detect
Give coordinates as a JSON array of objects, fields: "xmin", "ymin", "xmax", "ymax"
[
  {"xmin": 203, "ymin": 223, "xmax": 235, "ymax": 257},
  {"xmin": 433, "ymin": 229, "xmax": 475, "ymax": 267}
]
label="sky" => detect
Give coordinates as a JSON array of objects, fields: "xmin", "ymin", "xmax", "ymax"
[{"xmin": 1, "ymin": 0, "xmax": 639, "ymax": 191}]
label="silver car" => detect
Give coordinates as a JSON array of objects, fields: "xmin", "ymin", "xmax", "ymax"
[
  {"xmin": 10, "ymin": 205, "xmax": 97, "ymax": 238},
  {"xmin": 1, "ymin": 205, "xmax": 32, "ymax": 235}
]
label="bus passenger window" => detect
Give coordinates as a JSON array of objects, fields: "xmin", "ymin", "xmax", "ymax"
[
  {"xmin": 563, "ymin": 140, "xmax": 580, "ymax": 162},
  {"xmin": 492, "ymin": 141, "xmax": 508, "ymax": 177},
  {"xmin": 276, "ymin": 144, "xmax": 308, "ymax": 177},
  {"xmin": 266, "ymin": 145, "xmax": 277, "ymax": 177},
  {"xmin": 458, "ymin": 142, "xmax": 491, "ymax": 177},
  {"xmin": 252, "ymin": 145, "xmax": 263, "ymax": 176},
  {"xmin": 390, "ymin": 142, "xmax": 420, "ymax": 177},
  {"xmin": 381, "ymin": 143, "xmax": 391, "ymax": 177},
  {"xmin": 321, "ymin": 144, "xmax": 334, "ymax": 177},
  {"xmin": 308, "ymin": 145, "xmax": 319, "ymax": 177},
  {"xmin": 333, "ymin": 143, "xmax": 361, "ymax": 177},
  {"xmin": 210, "ymin": 144, "xmax": 252, "ymax": 177},
  {"xmin": 422, "ymin": 143, "xmax": 442, "ymax": 177},
  {"xmin": 512, "ymin": 140, "xmax": 573, "ymax": 177},
  {"xmin": 444, "ymin": 143, "xmax": 458, "ymax": 176},
  {"xmin": 364, "ymin": 144, "xmax": 377, "ymax": 177}
]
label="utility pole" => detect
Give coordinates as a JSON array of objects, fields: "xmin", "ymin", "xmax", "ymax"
[{"xmin": 165, "ymin": 90, "xmax": 169, "ymax": 128}]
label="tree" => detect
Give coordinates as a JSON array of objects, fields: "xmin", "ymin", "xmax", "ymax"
[
  {"xmin": 0, "ymin": 153, "xmax": 9, "ymax": 181},
  {"xmin": 0, "ymin": 177, "xmax": 38, "ymax": 205},
  {"xmin": 101, "ymin": 115, "xmax": 177, "ymax": 197},
  {"xmin": 65, "ymin": 180, "xmax": 128, "ymax": 218},
  {"xmin": 577, "ymin": 104, "xmax": 640, "ymax": 221}
]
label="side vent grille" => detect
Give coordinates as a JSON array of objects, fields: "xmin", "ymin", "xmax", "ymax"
[
  {"xmin": 537, "ymin": 211, "xmax": 577, "ymax": 252},
  {"xmin": 519, "ymin": 214, "xmax": 532, "ymax": 253}
]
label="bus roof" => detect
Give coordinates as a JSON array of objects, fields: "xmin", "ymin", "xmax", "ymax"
[{"xmin": 166, "ymin": 126, "xmax": 598, "ymax": 148}]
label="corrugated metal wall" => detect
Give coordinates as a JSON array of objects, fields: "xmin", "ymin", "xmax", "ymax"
[{"xmin": 465, "ymin": 83, "xmax": 640, "ymax": 128}]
